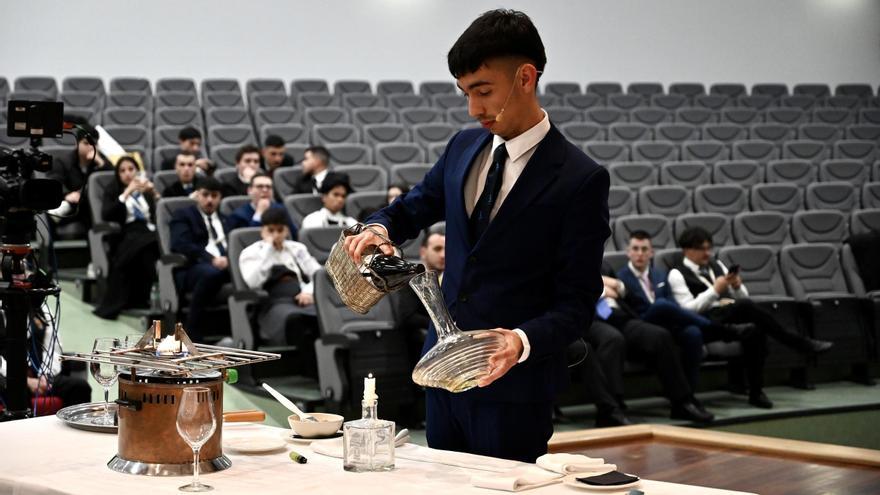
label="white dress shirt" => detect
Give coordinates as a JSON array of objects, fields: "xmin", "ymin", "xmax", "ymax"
[
  {"xmin": 117, "ymin": 192, "xmax": 155, "ymax": 231},
  {"xmin": 668, "ymin": 257, "xmax": 749, "ymax": 313},
  {"xmin": 301, "ymin": 207, "xmax": 358, "ymax": 230},
  {"xmin": 239, "ymin": 240, "xmax": 322, "ymax": 294},
  {"xmin": 200, "ymin": 211, "xmax": 227, "ymax": 258},
  {"xmin": 313, "ymin": 169, "xmax": 329, "ymax": 193}
]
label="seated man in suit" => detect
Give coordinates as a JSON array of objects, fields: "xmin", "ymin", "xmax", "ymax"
[
  {"xmin": 163, "ymin": 153, "xmax": 201, "ymax": 198},
  {"xmin": 170, "ymin": 177, "xmax": 230, "ymax": 342},
  {"xmin": 300, "ymin": 175, "xmax": 358, "ymax": 229},
  {"xmin": 226, "ymin": 172, "xmax": 298, "ymax": 237},
  {"xmin": 290, "ymin": 145, "xmax": 348, "ymax": 195},
  {"xmin": 261, "ymin": 134, "xmax": 295, "ymax": 177},
  {"xmin": 668, "ymin": 227, "xmax": 832, "ymax": 409},
  {"xmin": 221, "ymin": 145, "xmax": 262, "ymax": 198}
]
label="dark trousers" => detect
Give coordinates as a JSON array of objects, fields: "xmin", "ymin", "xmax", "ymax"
[
  {"xmin": 705, "ymin": 300, "xmax": 773, "ymax": 393},
  {"xmin": 182, "ymin": 262, "xmax": 230, "ymax": 342},
  {"xmin": 640, "ymin": 299, "xmax": 708, "ymax": 388},
  {"xmin": 425, "ymin": 388, "xmax": 553, "ymax": 463},
  {"xmin": 95, "ymin": 243, "xmax": 159, "ymax": 319},
  {"xmin": 50, "ymin": 375, "xmax": 92, "ymax": 406}
]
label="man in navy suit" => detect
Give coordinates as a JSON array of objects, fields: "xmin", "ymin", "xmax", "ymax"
[
  {"xmin": 226, "ymin": 172, "xmax": 298, "ymax": 237},
  {"xmin": 170, "ymin": 177, "xmax": 230, "ymax": 342},
  {"xmin": 345, "ymin": 10, "xmax": 609, "ymax": 462}
]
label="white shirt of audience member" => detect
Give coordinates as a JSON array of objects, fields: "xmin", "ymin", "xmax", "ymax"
[
  {"xmin": 311, "ymin": 169, "xmax": 329, "ymax": 194},
  {"xmin": 117, "ymin": 191, "xmax": 155, "ymax": 231},
  {"xmin": 301, "ymin": 207, "xmax": 358, "ymax": 230},
  {"xmin": 200, "ymin": 210, "xmax": 227, "ymax": 258},
  {"xmin": 667, "ymin": 256, "xmax": 749, "ymax": 313},
  {"xmin": 238, "ymin": 240, "xmax": 322, "ymax": 295}
]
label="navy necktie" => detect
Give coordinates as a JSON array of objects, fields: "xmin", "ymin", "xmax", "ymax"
[{"xmin": 469, "ymin": 143, "xmax": 508, "ymax": 241}]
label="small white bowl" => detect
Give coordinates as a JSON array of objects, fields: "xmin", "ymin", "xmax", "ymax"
[{"xmin": 288, "ymin": 412, "xmax": 344, "ymax": 438}]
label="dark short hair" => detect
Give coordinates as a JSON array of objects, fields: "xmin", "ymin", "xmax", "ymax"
[
  {"xmin": 264, "ymin": 134, "xmax": 286, "ymax": 148},
  {"xmin": 678, "ymin": 227, "xmax": 713, "ymax": 250},
  {"xmin": 178, "ymin": 126, "xmax": 202, "ymax": 141},
  {"xmin": 305, "ymin": 145, "xmax": 330, "ymax": 166},
  {"xmin": 235, "ymin": 144, "xmax": 261, "ymax": 163},
  {"xmin": 629, "ymin": 230, "xmax": 652, "ymax": 242},
  {"xmin": 447, "ymin": 9, "xmax": 546, "ymax": 79},
  {"xmin": 197, "ymin": 176, "xmax": 223, "ymax": 193},
  {"xmin": 319, "ymin": 174, "xmax": 352, "ymax": 195},
  {"xmin": 421, "ymin": 226, "xmax": 446, "ymax": 247},
  {"xmin": 249, "ymin": 171, "xmax": 271, "ymax": 184},
  {"xmin": 261, "ymin": 207, "xmax": 287, "ymax": 227},
  {"xmin": 74, "ymin": 122, "xmax": 99, "ymax": 143},
  {"xmin": 176, "ymin": 152, "xmax": 196, "ymax": 163}
]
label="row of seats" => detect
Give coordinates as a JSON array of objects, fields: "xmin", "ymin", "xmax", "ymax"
[{"xmin": 609, "ymin": 209, "xmax": 879, "ymax": 250}]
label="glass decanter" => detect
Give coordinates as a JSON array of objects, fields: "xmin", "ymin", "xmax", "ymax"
[
  {"xmin": 410, "ymin": 271, "xmax": 506, "ymax": 393},
  {"xmin": 343, "ymin": 376, "xmax": 395, "ymax": 472}
]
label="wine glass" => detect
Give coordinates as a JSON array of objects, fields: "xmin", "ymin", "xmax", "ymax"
[
  {"xmin": 90, "ymin": 337, "xmax": 121, "ymax": 426},
  {"xmin": 177, "ymin": 387, "xmax": 217, "ymax": 492}
]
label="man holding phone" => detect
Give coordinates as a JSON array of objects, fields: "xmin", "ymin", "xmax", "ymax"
[{"xmin": 667, "ymin": 227, "xmax": 832, "ymax": 409}]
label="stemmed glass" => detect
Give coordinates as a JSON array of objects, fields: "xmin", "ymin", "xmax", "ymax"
[
  {"xmin": 90, "ymin": 337, "xmax": 121, "ymax": 425},
  {"xmin": 176, "ymin": 387, "xmax": 217, "ymax": 492}
]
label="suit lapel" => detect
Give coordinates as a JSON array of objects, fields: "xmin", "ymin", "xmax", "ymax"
[{"xmin": 451, "ymin": 131, "xmax": 492, "ymax": 247}]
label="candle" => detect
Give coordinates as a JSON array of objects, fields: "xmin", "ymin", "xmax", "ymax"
[{"xmin": 364, "ymin": 373, "xmax": 378, "ymax": 402}]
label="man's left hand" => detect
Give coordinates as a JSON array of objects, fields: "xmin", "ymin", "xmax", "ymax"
[
  {"xmin": 727, "ymin": 273, "xmax": 742, "ymax": 290},
  {"xmin": 477, "ymin": 328, "xmax": 523, "ymax": 388}
]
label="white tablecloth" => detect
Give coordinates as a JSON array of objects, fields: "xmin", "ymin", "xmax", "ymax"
[{"xmin": 0, "ymin": 416, "xmax": 756, "ymax": 495}]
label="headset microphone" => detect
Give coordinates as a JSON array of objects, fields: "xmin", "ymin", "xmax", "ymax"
[{"xmin": 494, "ymin": 65, "xmax": 524, "ymax": 123}]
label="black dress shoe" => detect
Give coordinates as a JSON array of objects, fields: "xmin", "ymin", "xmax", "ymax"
[
  {"xmin": 748, "ymin": 391, "xmax": 774, "ymax": 409},
  {"xmin": 806, "ymin": 339, "xmax": 833, "ymax": 354},
  {"xmin": 595, "ymin": 409, "xmax": 633, "ymax": 428},
  {"xmin": 670, "ymin": 401, "xmax": 715, "ymax": 423}
]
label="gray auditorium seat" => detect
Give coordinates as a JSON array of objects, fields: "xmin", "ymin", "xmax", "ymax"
[
  {"xmin": 303, "ymin": 107, "xmax": 349, "ymax": 127},
  {"xmin": 681, "ymin": 140, "xmax": 729, "ymax": 165},
  {"xmin": 154, "ymin": 107, "xmax": 201, "ymax": 129},
  {"xmin": 766, "ymin": 159, "xmax": 816, "ymax": 186},
  {"xmin": 544, "ymin": 82, "xmax": 582, "ymax": 98},
  {"xmin": 812, "ymin": 108, "xmax": 855, "ymax": 126},
  {"xmin": 377, "ymin": 81, "xmax": 414, "ymax": 96},
  {"xmin": 427, "ymin": 142, "xmax": 447, "ymax": 162},
  {"xmin": 345, "ymin": 191, "xmax": 386, "ymax": 220},
  {"xmin": 782, "ymin": 140, "xmax": 830, "ymax": 163},
  {"xmin": 564, "ymin": 93, "xmax": 603, "ymax": 110},
  {"xmin": 334, "ymin": 80, "xmax": 372, "ymax": 95},
  {"xmin": 388, "ymin": 94, "xmax": 429, "ymax": 111},
  {"xmin": 632, "ymin": 141, "xmax": 679, "ymax": 165},
  {"xmin": 389, "ymin": 163, "xmax": 431, "ymax": 188},
  {"xmin": 614, "ymin": 214, "xmax": 674, "ymax": 249},
  {"xmin": 791, "ymin": 210, "xmax": 848, "ymax": 243},
  {"xmin": 862, "ymin": 183, "xmax": 880, "ymax": 209},
  {"xmin": 342, "ymin": 93, "xmax": 384, "ymax": 109},
  {"xmin": 299, "ymin": 228, "xmax": 345, "ymax": 263},
  {"xmin": 103, "ymin": 107, "xmax": 151, "ymax": 127},
  {"xmin": 824, "ymin": 95, "xmax": 861, "ymax": 109},
  {"xmin": 583, "ymin": 142, "xmax": 629, "ymax": 164},
  {"xmin": 627, "ymin": 82, "xmax": 664, "ymax": 98},
  {"xmin": 819, "ymin": 159, "xmax": 869, "ymax": 186},
  {"xmin": 336, "ymin": 165, "xmax": 387, "ymax": 192},
  {"xmin": 203, "ymin": 91, "xmax": 245, "ymax": 110},
  {"xmin": 290, "ymin": 79, "xmax": 330, "ymax": 97},
  {"xmin": 629, "ymin": 107, "xmax": 671, "ymax": 126},
  {"xmin": 220, "ymin": 195, "xmax": 250, "ymax": 217},
  {"xmin": 311, "ymin": 124, "xmax": 360, "ymax": 146},
  {"xmin": 249, "ymin": 92, "xmax": 292, "ymax": 110},
  {"xmin": 204, "ymin": 107, "xmax": 250, "ymax": 128},
  {"xmin": 702, "ymin": 123, "xmax": 747, "ymax": 144},
  {"xmin": 104, "ymin": 125, "xmax": 151, "ymax": 149},
  {"xmin": 255, "ymin": 108, "xmax": 300, "ymax": 129},
  {"xmin": 283, "ymin": 193, "xmax": 323, "ymax": 226},
  {"xmin": 326, "ymin": 143, "xmax": 372, "ymax": 165},
  {"xmin": 732, "ymin": 139, "xmax": 780, "ymax": 164},
  {"xmin": 259, "ymin": 124, "xmax": 308, "ymax": 146},
  {"xmin": 660, "ymin": 161, "xmax": 710, "ymax": 188},
  {"xmin": 712, "ymin": 160, "xmax": 764, "ymax": 187},
  {"xmin": 751, "ymin": 123, "xmax": 796, "ymax": 142},
  {"xmin": 155, "ymin": 91, "xmax": 198, "ymax": 108},
  {"xmin": 419, "ymin": 81, "xmax": 456, "ymax": 97},
  {"xmin": 654, "ymin": 123, "xmax": 699, "ymax": 142},
  {"xmin": 608, "ymin": 94, "xmax": 644, "ymax": 112},
  {"xmin": 750, "ymin": 183, "xmax": 803, "ymax": 214},
  {"xmin": 363, "ymin": 124, "xmax": 410, "ymax": 146},
  {"xmin": 85, "ymin": 171, "xmax": 119, "ymax": 287},
  {"xmin": 781, "ymin": 94, "xmax": 819, "ymax": 112},
  {"xmin": 733, "ymin": 211, "xmax": 791, "ymax": 245},
  {"xmin": 546, "ymin": 106, "xmax": 582, "ymax": 125},
  {"xmin": 752, "ymin": 83, "xmax": 789, "ymax": 101},
  {"xmin": 846, "ymin": 124, "xmax": 880, "ymax": 141},
  {"xmin": 584, "ymin": 107, "xmax": 627, "ymax": 126},
  {"xmin": 608, "ymin": 162, "xmax": 657, "ymax": 189},
  {"xmin": 805, "ymin": 182, "xmax": 859, "ymax": 212},
  {"xmin": 834, "ymin": 140, "xmax": 878, "ymax": 163},
  {"xmin": 445, "ymin": 108, "xmax": 473, "ymax": 127},
  {"xmin": 607, "ymin": 186, "xmax": 637, "ymax": 217},
  {"xmin": 14, "ymin": 76, "xmax": 57, "ymax": 97},
  {"xmin": 298, "ymin": 92, "xmax": 340, "ymax": 108},
  {"xmin": 375, "ymin": 143, "xmax": 425, "ymax": 170},
  {"xmin": 62, "ymin": 76, "xmax": 105, "ymax": 95},
  {"xmin": 586, "ymin": 82, "xmax": 623, "ymax": 99},
  {"xmin": 693, "ymin": 184, "xmax": 748, "ymax": 215},
  {"xmin": 674, "ymin": 213, "xmax": 732, "ymax": 246},
  {"xmin": 398, "ymin": 108, "xmax": 444, "ymax": 125},
  {"xmin": 650, "ymin": 94, "xmax": 688, "ymax": 111},
  {"xmin": 638, "ymin": 185, "xmax": 692, "ymax": 216},
  {"xmin": 152, "ymin": 144, "xmax": 182, "ymax": 170},
  {"xmin": 8, "ymin": 90, "xmax": 53, "ymax": 102},
  {"xmin": 209, "ymin": 144, "xmax": 241, "ymax": 169},
  {"xmin": 710, "ymin": 83, "xmax": 747, "ymax": 99},
  {"xmin": 559, "ymin": 122, "xmax": 604, "ymax": 144},
  {"xmin": 675, "ymin": 108, "xmax": 717, "ymax": 125},
  {"xmin": 412, "ymin": 123, "xmax": 456, "ymax": 149},
  {"xmin": 858, "ymin": 108, "xmax": 880, "ymax": 125},
  {"xmin": 208, "ymin": 125, "xmax": 256, "ymax": 148},
  {"xmin": 798, "ymin": 123, "xmax": 842, "ymax": 144},
  {"xmin": 835, "ymin": 83, "xmax": 874, "ymax": 100},
  {"xmin": 693, "ymin": 94, "xmax": 729, "ymax": 111},
  {"xmin": 286, "ymin": 144, "xmax": 311, "ymax": 165},
  {"xmin": 651, "ymin": 249, "xmax": 684, "ymax": 272},
  {"xmin": 793, "ymin": 84, "xmax": 830, "ymax": 99},
  {"xmin": 669, "ymin": 83, "xmax": 705, "ymax": 99},
  {"xmin": 352, "ymin": 108, "xmax": 396, "ymax": 126},
  {"xmin": 246, "ymin": 79, "xmax": 286, "ymax": 97},
  {"xmin": 201, "ymin": 79, "xmax": 241, "ymax": 96},
  {"xmin": 850, "ymin": 208, "xmax": 880, "ymax": 235},
  {"xmin": 721, "ymin": 108, "xmax": 762, "ymax": 126},
  {"xmin": 60, "ymin": 92, "xmax": 103, "ymax": 112},
  {"xmin": 608, "ymin": 123, "xmax": 651, "ymax": 142},
  {"xmin": 431, "ymin": 94, "xmax": 466, "ymax": 110},
  {"xmin": 764, "ymin": 108, "xmax": 807, "ymax": 126},
  {"xmin": 109, "ymin": 77, "xmax": 150, "ymax": 95}
]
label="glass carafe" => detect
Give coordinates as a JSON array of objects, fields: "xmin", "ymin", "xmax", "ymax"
[{"xmin": 410, "ymin": 271, "xmax": 506, "ymax": 393}]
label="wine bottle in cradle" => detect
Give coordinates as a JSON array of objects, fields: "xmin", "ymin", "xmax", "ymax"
[{"xmin": 360, "ymin": 253, "xmax": 426, "ymax": 292}]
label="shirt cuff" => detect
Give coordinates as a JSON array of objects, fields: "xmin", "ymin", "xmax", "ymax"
[
  {"xmin": 118, "ymin": 194, "xmax": 127, "ymax": 203},
  {"xmin": 512, "ymin": 328, "xmax": 531, "ymax": 363}
]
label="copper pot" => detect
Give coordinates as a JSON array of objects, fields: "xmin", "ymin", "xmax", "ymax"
[{"xmin": 109, "ymin": 370, "xmax": 231, "ymax": 476}]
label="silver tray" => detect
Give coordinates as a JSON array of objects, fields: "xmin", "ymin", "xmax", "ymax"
[{"xmin": 56, "ymin": 402, "xmax": 118, "ymax": 433}]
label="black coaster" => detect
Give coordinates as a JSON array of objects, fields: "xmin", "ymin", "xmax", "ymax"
[{"xmin": 292, "ymin": 431, "xmax": 343, "ymax": 440}]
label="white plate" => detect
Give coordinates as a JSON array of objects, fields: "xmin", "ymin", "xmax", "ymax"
[
  {"xmin": 562, "ymin": 473, "xmax": 640, "ymax": 491},
  {"xmin": 223, "ymin": 436, "xmax": 287, "ymax": 454},
  {"xmin": 279, "ymin": 430, "xmax": 343, "ymax": 444}
]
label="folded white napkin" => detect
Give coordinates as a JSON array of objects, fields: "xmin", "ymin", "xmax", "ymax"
[
  {"xmin": 535, "ymin": 453, "xmax": 616, "ymax": 475},
  {"xmin": 310, "ymin": 438, "xmax": 344, "ymax": 458},
  {"xmin": 471, "ymin": 466, "xmax": 563, "ymax": 492}
]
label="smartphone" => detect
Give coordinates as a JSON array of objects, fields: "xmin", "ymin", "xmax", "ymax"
[{"xmin": 728, "ymin": 264, "xmax": 740, "ymax": 275}]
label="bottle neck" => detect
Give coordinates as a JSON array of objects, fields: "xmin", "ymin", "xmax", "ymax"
[{"xmin": 361, "ymin": 399, "xmax": 377, "ymax": 420}]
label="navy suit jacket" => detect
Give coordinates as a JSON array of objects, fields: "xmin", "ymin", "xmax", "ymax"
[
  {"xmin": 226, "ymin": 201, "xmax": 298, "ymax": 239},
  {"xmin": 169, "ymin": 205, "xmax": 230, "ymax": 267},
  {"xmin": 616, "ymin": 265, "xmax": 674, "ymax": 317},
  {"xmin": 367, "ymin": 125, "xmax": 610, "ymax": 403}
]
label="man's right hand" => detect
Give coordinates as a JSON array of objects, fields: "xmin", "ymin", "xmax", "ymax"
[
  {"xmin": 65, "ymin": 190, "xmax": 81, "ymax": 204},
  {"xmin": 713, "ymin": 276, "xmax": 730, "ymax": 295},
  {"xmin": 255, "ymin": 198, "xmax": 271, "ymax": 215},
  {"xmin": 342, "ymin": 225, "xmax": 394, "ymax": 265},
  {"xmin": 212, "ymin": 256, "xmax": 229, "ymax": 270}
]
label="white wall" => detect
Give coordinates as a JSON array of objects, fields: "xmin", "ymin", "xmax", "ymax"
[{"xmin": 2, "ymin": 0, "xmax": 879, "ymax": 90}]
